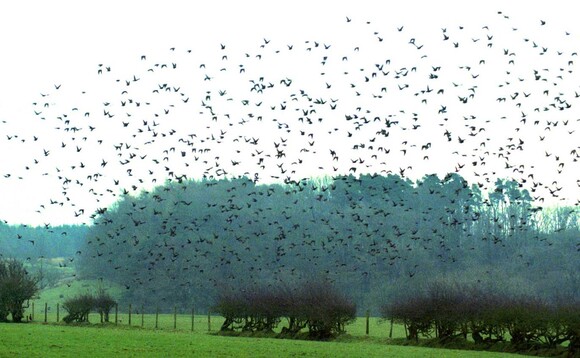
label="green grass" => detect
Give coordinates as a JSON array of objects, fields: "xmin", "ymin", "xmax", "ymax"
[
  {"xmin": 13, "ymin": 282, "xmax": 544, "ymax": 356},
  {"xmin": 27, "ymin": 282, "xmax": 403, "ymax": 336},
  {"xmin": 23, "ymin": 281, "xmax": 417, "ymax": 338},
  {"xmin": 35, "ymin": 279, "xmax": 123, "ymax": 304},
  {"xmin": 24, "ymin": 301, "xmax": 408, "ymax": 338},
  {"xmin": 0, "ymin": 323, "xmax": 524, "ymax": 358}
]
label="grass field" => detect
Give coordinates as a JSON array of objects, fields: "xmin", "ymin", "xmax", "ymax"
[
  {"xmin": 24, "ymin": 279, "xmax": 408, "ymax": 337},
  {"xmin": 34, "ymin": 279, "xmax": 124, "ymax": 304},
  {"xmin": 0, "ymin": 323, "xmax": 524, "ymax": 358},
  {"xmin": 24, "ymin": 303, "xmax": 408, "ymax": 339},
  {"xmin": 1, "ymin": 280, "xmax": 533, "ymax": 357}
]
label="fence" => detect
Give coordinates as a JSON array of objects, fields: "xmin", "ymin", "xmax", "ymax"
[
  {"xmin": 23, "ymin": 303, "xmax": 405, "ymax": 338},
  {"xmin": 24, "ymin": 302, "xmax": 215, "ymax": 332}
]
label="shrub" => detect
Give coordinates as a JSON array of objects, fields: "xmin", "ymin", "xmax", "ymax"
[
  {"xmin": 561, "ymin": 302, "xmax": 580, "ymax": 358},
  {"xmin": 494, "ymin": 296, "xmax": 549, "ymax": 347},
  {"xmin": 380, "ymin": 279, "xmax": 580, "ymax": 356},
  {"xmin": 214, "ymin": 289, "xmax": 248, "ymax": 331},
  {"xmin": 214, "ymin": 280, "xmax": 356, "ymax": 339},
  {"xmin": 465, "ymin": 290, "xmax": 506, "ymax": 344},
  {"xmin": 427, "ymin": 280, "xmax": 469, "ymax": 341},
  {"xmin": 244, "ymin": 287, "xmax": 283, "ymax": 333},
  {"xmin": 62, "ymin": 294, "xmax": 95, "ymax": 323},
  {"xmin": 279, "ymin": 286, "xmax": 309, "ymax": 336},
  {"xmin": 298, "ymin": 281, "xmax": 357, "ymax": 339},
  {"xmin": 93, "ymin": 287, "xmax": 116, "ymax": 323},
  {"xmin": 380, "ymin": 293, "xmax": 433, "ymax": 341}
]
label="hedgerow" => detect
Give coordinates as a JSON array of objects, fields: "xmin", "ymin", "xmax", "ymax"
[
  {"xmin": 214, "ymin": 280, "xmax": 356, "ymax": 339},
  {"xmin": 380, "ymin": 279, "xmax": 580, "ymax": 357}
]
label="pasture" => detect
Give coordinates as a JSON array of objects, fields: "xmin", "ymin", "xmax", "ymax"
[
  {"xmin": 11, "ymin": 281, "xmax": 569, "ymax": 357},
  {"xmin": 0, "ymin": 322, "xmax": 523, "ymax": 358}
]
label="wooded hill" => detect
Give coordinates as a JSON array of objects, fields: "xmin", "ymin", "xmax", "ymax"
[{"xmin": 75, "ymin": 173, "xmax": 578, "ymax": 312}]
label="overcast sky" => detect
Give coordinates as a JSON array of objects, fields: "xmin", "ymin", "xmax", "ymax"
[{"xmin": 0, "ymin": 0, "xmax": 578, "ymax": 226}]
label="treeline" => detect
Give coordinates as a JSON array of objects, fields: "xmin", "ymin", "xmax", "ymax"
[
  {"xmin": 77, "ymin": 173, "xmax": 579, "ymax": 312},
  {"xmin": 0, "ymin": 222, "xmax": 87, "ymax": 259}
]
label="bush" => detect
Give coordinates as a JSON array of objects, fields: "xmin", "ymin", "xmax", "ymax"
[
  {"xmin": 298, "ymin": 281, "xmax": 356, "ymax": 339},
  {"xmin": 380, "ymin": 279, "xmax": 580, "ymax": 356},
  {"xmin": 561, "ymin": 302, "xmax": 580, "ymax": 358},
  {"xmin": 380, "ymin": 293, "xmax": 434, "ymax": 341},
  {"xmin": 465, "ymin": 291, "xmax": 506, "ymax": 344},
  {"xmin": 94, "ymin": 287, "xmax": 116, "ymax": 323},
  {"xmin": 214, "ymin": 280, "xmax": 356, "ymax": 339},
  {"xmin": 62, "ymin": 294, "xmax": 95, "ymax": 323},
  {"xmin": 0, "ymin": 259, "xmax": 38, "ymax": 323}
]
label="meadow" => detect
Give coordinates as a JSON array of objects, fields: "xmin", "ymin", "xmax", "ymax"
[
  {"xmin": 5, "ymin": 280, "xmax": 562, "ymax": 357},
  {"xmin": 0, "ymin": 322, "xmax": 526, "ymax": 358},
  {"xmin": 9, "ymin": 299, "xmax": 532, "ymax": 357},
  {"xmin": 22, "ymin": 279, "xmax": 406, "ymax": 337}
]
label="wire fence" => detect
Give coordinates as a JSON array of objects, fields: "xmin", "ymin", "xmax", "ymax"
[{"xmin": 22, "ymin": 302, "xmax": 405, "ymax": 338}]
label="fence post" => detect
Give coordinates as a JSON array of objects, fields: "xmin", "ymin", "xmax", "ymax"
[
  {"xmin": 365, "ymin": 310, "xmax": 370, "ymax": 335},
  {"xmin": 141, "ymin": 304, "xmax": 144, "ymax": 328},
  {"xmin": 56, "ymin": 303, "xmax": 59, "ymax": 323},
  {"xmin": 174, "ymin": 306, "xmax": 177, "ymax": 330},
  {"xmin": 128, "ymin": 303, "xmax": 132, "ymax": 326},
  {"xmin": 207, "ymin": 310, "xmax": 211, "ymax": 332},
  {"xmin": 115, "ymin": 303, "xmax": 118, "ymax": 325},
  {"xmin": 191, "ymin": 307, "xmax": 195, "ymax": 332},
  {"xmin": 389, "ymin": 318, "xmax": 394, "ymax": 338},
  {"xmin": 155, "ymin": 307, "xmax": 159, "ymax": 329},
  {"xmin": 44, "ymin": 303, "xmax": 48, "ymax": 323}
]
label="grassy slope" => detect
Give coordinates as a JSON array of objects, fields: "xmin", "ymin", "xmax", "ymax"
[
  {"xmin": 35, "ymin": 279, "xmax": 123, "ymax": 304},
  {"xmin": 0, "ymin": 323, "xmax": 522, "ymax": 358}
]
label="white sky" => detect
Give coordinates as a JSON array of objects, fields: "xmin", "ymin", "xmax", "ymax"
[{"xmin": 0, "ymin": 0, "xmax": 578, "ymax": 226}]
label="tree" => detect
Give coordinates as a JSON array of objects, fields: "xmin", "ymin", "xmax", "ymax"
[
  {"xmin": 0, "ymin": 259, "xmax": 39, "ymax": 322},
  {"xmin": 0, "ymin": 262, "xmax": 8, "ymax": 322},
  {"xmin": 93, "ymin": 286, "xmax": 116, "ymax": 322}
]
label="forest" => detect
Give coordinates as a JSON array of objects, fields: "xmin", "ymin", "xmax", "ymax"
[
  {"xmin": 65, "ymin": 173, "xmax": 579, "ymax": 313},
  {"xmin": 0, "ymin": 223, "xmax": 86, "ymax": 259}
]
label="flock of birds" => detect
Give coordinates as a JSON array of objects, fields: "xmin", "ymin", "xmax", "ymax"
[{"xmin": 0, "ymin": 11, "xmax": 578, "ymax": 231}]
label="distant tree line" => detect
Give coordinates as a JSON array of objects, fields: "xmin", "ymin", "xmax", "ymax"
[
  {"xmin": 0, "ymin": 223, "xmax": 87, "ymax": 290},
  {"xmin": 0, "ymin": 222, "xmax": 87, "ymax": 259},
  {"xmin": 76, "ymin": 174, "xmax": 578, "ymax": 314}
]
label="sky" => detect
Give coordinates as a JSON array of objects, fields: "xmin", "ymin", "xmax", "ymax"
[{"xmin": 0, "ymin": 0, "xmax": 578, "ymax": 226}]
